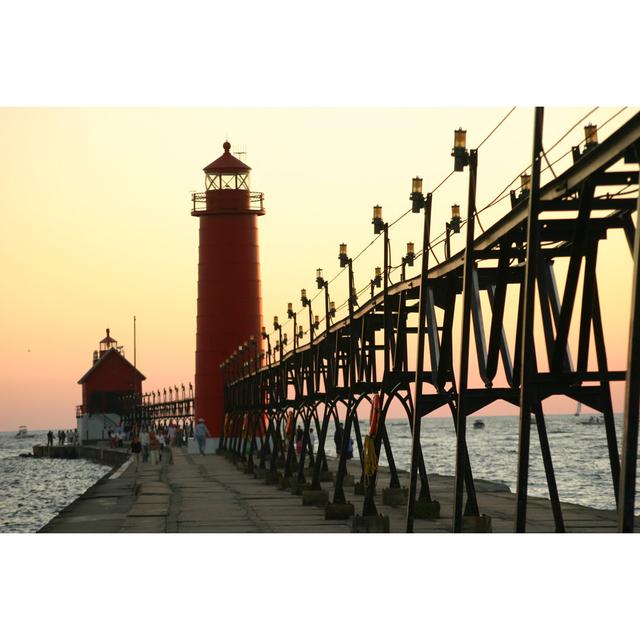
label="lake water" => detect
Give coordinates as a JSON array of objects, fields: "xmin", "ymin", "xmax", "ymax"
[
  {"xmin": 1, "ymin": 414, "xmax": 637, "ymax": 533},
  {"xmin": 376, "ymin": 413, "xmax": 639, "ymax": 514},
  {"xmin": 0, "ymin": 430, "xmax": 111, "ymax": 533}
]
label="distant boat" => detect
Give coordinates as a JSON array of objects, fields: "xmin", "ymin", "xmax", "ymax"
[
  {"xmin": 473, "ymin": 419, "xmax": 485, "ymax": 429},
  {"xmin": 579, "ymin": 415, "xmax": 604, "ymax": 425},
  {"xmin": 15, "ymin": 426, "xmax": 34, "ymax": 439}
]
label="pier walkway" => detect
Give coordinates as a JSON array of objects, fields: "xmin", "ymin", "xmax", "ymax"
[{"xmin": 39, "ymin": 447, "xmax": 636, "ymax": 533}]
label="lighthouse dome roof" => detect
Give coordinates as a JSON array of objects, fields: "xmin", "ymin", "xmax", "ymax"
[{"xmin": 203, "ymin": 141, "xmax": 251, "ymax": 174}]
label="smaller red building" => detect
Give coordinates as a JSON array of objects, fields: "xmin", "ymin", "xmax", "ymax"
[{"xmin": 76, "ymin": 329, "xmax": 145, "ymax": 441}]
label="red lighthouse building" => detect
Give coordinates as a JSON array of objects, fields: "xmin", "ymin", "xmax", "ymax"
[
  {"xmin": 76, "ymin": 329, "xmax": 145, "ymax": 442},
  {"xmin": 192, "ymin": 142, "xmax": 265, "ymax": 443}
]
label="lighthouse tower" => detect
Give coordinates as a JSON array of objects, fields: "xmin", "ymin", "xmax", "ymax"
[{"xmin": 192, "ymin": 142, "xmax": 264, "ymax": 444}]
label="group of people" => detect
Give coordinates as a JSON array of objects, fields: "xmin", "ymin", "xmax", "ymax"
[
  {"xmin": 128, "ymin": 422, "xmax": 188, "ymax": 471},
  {"xmin": 293, "ymin": 426, "xmax": 317, "ymax": 459},
  {"xmin": 47, "ymin": 429, "xmax": 78, "ymax": 446}
]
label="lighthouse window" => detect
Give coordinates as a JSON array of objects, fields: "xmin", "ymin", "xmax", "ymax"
[
  {"xmin": 205, "ymin": 172, "xmax": 249, "ymax": 190},
  {"xmin": 205, "ymin": 174, "xmax": 222, "ymax": 190},
  {"xmin": 236, "ymin": 174, "xmax": 248, "ymax": 189}
]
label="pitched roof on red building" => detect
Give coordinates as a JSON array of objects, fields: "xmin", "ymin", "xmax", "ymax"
[
  {"xmin": 77, "ymin": 348, "xmax": 146, "ymax": 385},
  {"xmin": 203, "ymin": 141, "xmax": 251, "ymax": 173}
]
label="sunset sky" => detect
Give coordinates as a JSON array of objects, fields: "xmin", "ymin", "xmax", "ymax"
[{"xmin": 0, "ymin": 106, "xmax": 637, "ymax": 429}]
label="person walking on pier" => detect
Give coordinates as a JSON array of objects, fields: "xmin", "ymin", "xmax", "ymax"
[
  {"xmin": 149, "ymin": 431, "xmax": 161, "ymax": 465},
  {"xmin": 140, "ymin": 428, "xmax": 150, "ymax": 463},
  {"xmin": 194, "ymin": 418, "xmax": 208, "ymax": 455},
  {"xmin": 295, "ymin": 427, "xmax": 304, "ymax": 459},
  {"xmin": 47, "ymin": 430, "xmax": 54, "ymax": 447},
  {"xmin": 130, "ymin": 435, "xmax": 142, "ymax": 472},
  {"xmin": 334, "ymin": 423, "xmax": 344, "ymax": 457},
  {"xmin": 168, "ymin": 422, "xmax": 177, "ymax": 446}
]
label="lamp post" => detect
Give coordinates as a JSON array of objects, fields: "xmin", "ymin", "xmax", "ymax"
[
  {"xmin": 273, "ymin": 316, "xmax": 283, "ymax": 361},
  {"xmin": 339, "ymin": 244, "xmax": 357, "ymax": 317},
  {"xmin": 445, "ymin": 204, "xmax": 461, "ymax": 260},
  {"xmin": 401, "ymin": 243, "xmax": 415, "ymax": 281},
  {"xmin": 372, "ymin": 205, "xmax": 390, "ymax": 291},
  {"xmin": 406, "ymin": 175, "xmax": 434, "ymax": 532},
  {"xmin": 261, "ymin": 326, "xmax": 271, "ymax": 367},
  {"xmin": 300, "ymin": 288, "xmax": 317, "ymax": 343},
  {"xmin": 451, "ymin": 126, "xmax": 481, "ymax": 533},
  {"xmin": 572, "ymin": 123, "xmax": 599, "ymax": 162},
  {"xmin": 510, "ymin": 173, "xmax": 531, "ymax": 209},
  {"xmin": 370, "ymin": 266, "xmax": 382, "ymax": 298},
  {"xmin": 287, "ymin": 303, "xmax": 298, "ymax": 351},
  {"xmin": 316, "ymin": 268, "xmax": 334, "ymax": 334}
]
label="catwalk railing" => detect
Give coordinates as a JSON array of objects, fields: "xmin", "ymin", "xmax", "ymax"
[
  {"xmin": 220, "ymin": 109, "xmax": 640, "ymax": 532},
  {"xmin": 119, "ymin": 384, "xmax": 195, "ymax": 434}
]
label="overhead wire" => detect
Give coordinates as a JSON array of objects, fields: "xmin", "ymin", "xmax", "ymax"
[{"xmin": 262, "ymin": 106, "xmax": 631, "ymax": 353}]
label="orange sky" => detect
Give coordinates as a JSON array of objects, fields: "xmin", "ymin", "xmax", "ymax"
[{"xmin": 0, "ymin": 107, "xmax": 636, "ymax": 430}]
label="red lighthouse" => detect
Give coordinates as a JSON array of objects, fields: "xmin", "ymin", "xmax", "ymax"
[{"xmin": 192, "ymin": 142, "xmax": 265, "ymax": 442}]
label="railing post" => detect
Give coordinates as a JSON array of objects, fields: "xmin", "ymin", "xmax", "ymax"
[
  {"xmin": 514, "ymin": 107, "xmax": 545, "ymax": 533},
  {"xmin": 619, "ymin": 165, "xmax": 640, "ymax": 532}
]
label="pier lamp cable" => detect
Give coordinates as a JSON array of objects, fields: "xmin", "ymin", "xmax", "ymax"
[
  {"xmin": 269, "ymin": 107, "xmax": 625, "ymax": 350},
  {"xmin": 474, "ymin": 107, "xmax": 635, "ymax": 219}
]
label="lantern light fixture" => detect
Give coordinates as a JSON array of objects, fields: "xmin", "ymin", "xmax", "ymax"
[
  {"xmin": 452, "ymin": 128, "xmax": 470, "ymax": 172},
  {"xmin": 520, "ymin": 173, "xmax": 531, "ymax": 194},
  {"xmin": 301, "ymin": 288, "xmax": 308, "ymax": 305},
  {"xmin": 373, "ymin": 266, "xmax": 382, "ymax": 288},
  {"xmin": 372, "ymin": 204, "xmax": 385, "ymax": 234},
  {"xmin": 584, "ymin": 123, "xmax": 598, "ymax": 149},
  {"xmin": 316, "ymin": 267, "xmax": 325, "ymax": 289},
  {"xmin": 339, "ymin": 243, "xmax": 349, "ymax": 267},
  {"xmin": 313, "ymin": 314, "xmax": 320, "ymax": 329},
  {"xmin": 287, "ymin": 302, "xmax": 294, "ymax": 319},
  {"xmin": 329, "ymin": 301, "xmax": 336, "ymax": 317},
  {"xmin": 406, "ymin": 242, "xmax": 415, "ymax": 267},
  {"xmin": 273, "ymin": 315, "xmax": 280, "ymax": 330},
  {"xmin": 448, "ymin": 204, "xmax": 461, "ymax": 234},
  {"xmin": 410, "ymin": 176, "xmax": 426, "ymax": 212},
  {"xmin": 573, "ymin": 123, "xmax": 599, "ymax": 162}
]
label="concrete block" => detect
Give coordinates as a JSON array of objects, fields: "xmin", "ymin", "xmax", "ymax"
[
  {"xmin": 352, "ymin": 514, "xmax": 390, "ymax": 533},
  {"xmin": 354, "ymin": 481, "xmax": 375, "ymax": 495},
  {"xmin": 290, "ymin": 481, "xmax": 311, "ymax": 496},
  {"xmin": 382, "ymin": 487, "xmax": 408, "ymax": 507},
  {"xmin": 414, "ymin": 500, "xmax": 441, "ymax": 519},
  {"xmin": 462, "ymin": 514, "xmax": 493, "ymax": 533},
  {"xmin": 325, "ymin": 502, "xmax": 355, "ymax": 520},
  {"xmin": 243, "ymin": 461, "xmax": 254, "ymax": 474},
  {"xmin": 302, "ymin": 489, "xmax": 329, "ymax": 506}
]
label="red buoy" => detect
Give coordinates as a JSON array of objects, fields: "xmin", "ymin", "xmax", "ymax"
[{"xmin": 192, "ymin": 142, "xmax": 265, "ymax": 439}]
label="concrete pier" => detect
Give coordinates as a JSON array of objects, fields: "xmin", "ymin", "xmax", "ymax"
[
  {"xmin": 38, "ymin": 446, "xmax": 639, "ymax": 533},
  {"xmin": 33, "ymin": 444, "xmax": 129, "ymax": 467}
]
